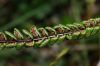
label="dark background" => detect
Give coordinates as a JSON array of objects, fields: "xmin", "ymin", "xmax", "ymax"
[{"xmin": 0, "ymin": 0, "xmax": 100, "ymax": 66}]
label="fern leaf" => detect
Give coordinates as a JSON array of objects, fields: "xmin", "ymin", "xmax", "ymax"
[{"xmin": 0, "ymin": 18, "xmax": 100, "ymax": 48}]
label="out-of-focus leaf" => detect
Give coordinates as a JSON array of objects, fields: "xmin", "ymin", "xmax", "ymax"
[{"xmin": 0, "ymin": 4, "xmax": 53, "ymax": 31}]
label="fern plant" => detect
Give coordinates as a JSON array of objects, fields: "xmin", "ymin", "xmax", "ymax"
[{"xmin": 0, "ymin": 18, "xmax": 100, "ymax": 48}]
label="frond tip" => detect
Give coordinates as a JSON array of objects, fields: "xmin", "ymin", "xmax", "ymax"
[{"xmin": 0, "ymin": 18, "xmax": 100, "ymax": 48}]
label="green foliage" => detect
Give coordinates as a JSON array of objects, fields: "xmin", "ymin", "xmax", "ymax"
[{"xmin": 0, "ymin": 18, "xmax": 100, "ymax": 48}]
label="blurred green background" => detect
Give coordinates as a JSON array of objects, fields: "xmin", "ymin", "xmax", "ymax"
[{"xmin": 0, "ymin": 0, "xmax": 100, "ymax": 66}]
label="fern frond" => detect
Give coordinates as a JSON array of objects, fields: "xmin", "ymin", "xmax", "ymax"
[{"xmin": 0, "ymin": 18, "xmax": 100, "ymax": 48}]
